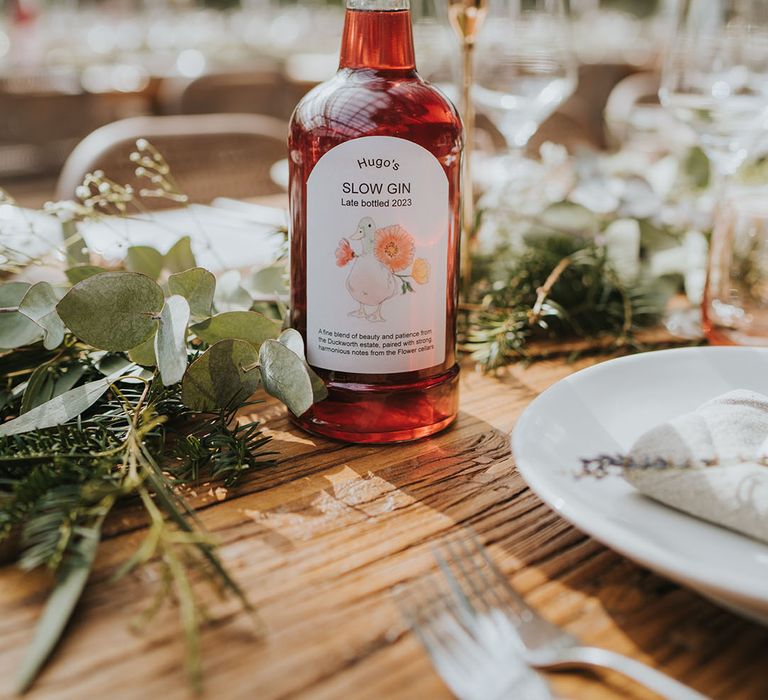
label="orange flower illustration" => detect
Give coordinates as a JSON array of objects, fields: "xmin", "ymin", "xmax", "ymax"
[
  {"xmin": 335, "ymin": 238, "xmax": 355, "ymax": 267},
  {"xmin": 374, "ymin": 225, "xmax": 415, "ymax": 272},
  {"xmin": 412, "ymin": 257, "xmax": 430, "ymax": 285}
]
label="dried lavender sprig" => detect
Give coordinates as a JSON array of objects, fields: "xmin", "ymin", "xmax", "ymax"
[
  {"xmin": 577, "ymin": 453, "xmax": 707, "ymax": 479},
  {"xmin": 578, "ymin": 452, "xmax": 768, "ymax": 479}
]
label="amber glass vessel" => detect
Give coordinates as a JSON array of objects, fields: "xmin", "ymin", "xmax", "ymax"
[{"xmin": 288, "ymin": 0, "xmax": 463, "ymax": 443}]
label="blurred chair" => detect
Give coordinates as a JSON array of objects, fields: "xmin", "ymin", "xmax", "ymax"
[
  {"xmin": 604, "ymin": 71, "xmax": 662, "ymax": 147},
  {"xmin": 527, "ymin": 111, "xmax": 599, "ymax": 155},
  {"xmin": 157, "ymin": 69, "xmax": 304, "ymax": 121},
  {"xmin": 56, "ymin": 113, "xmax": 287, "ymax": 207},
  {"xmin": 0, "ymin": 90, "xmax": 149, "ymax": 179},
  {"xmin": 570, "ymin": 63, "xmax": 638, "ymax": 149}
]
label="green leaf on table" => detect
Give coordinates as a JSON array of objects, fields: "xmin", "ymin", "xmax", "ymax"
[
  {"xmin": 128, "ymin": 331, "xmax": 157, "ymax": 367},
  {"xmin": 0, "ymin": 282, "xmax": 44, "ymax": 349},
  {"xmin": 0, "ymin": 375, "xmax": 115, "ymax": 436},
  {"xmin": 61, "ymin": 219, "xmax": 89, "ymax": 266},
  {"xmin": 259, "ymin": 338, "xmax": 316, "ymax": 417},
  {"xmin": 191, "ymin": 311, "xmax": 280, "ymax": 350},
  {"xmin": 250, "ymin": 263, "xmax": 288, "ymax": 297},
  {"xmin": 19, "ymin": 282, "xmax": 66, "ymax": 350},
  {"xmin": 164, "ymin": 235, "xmax": 196, "ymax": 274},
  {"xmin": 65, "ymin": 265, "xmax": 104, "ymax": 285},
  {"xmin": 181, "ymin": 338, "xmax": 260, "ymax": 412},
  {"xmin": 20, "ymin": 363, "xmax": 55, "ymax": 414},
  {"xmin": 168, "ymin": 267, "xmax": 215, "ymax": 321},
  {"xmin": 277, "ymin": 329, "xmax": 328, "ymax": 404},
  {"xmin": 213, "ymin": 270, "xmax": 252, "ymax": 312},
  {"xmin": 57, "ymin": 271, "xmax": 163, "ymax": 351},
  {"xmin": 126, "ymin": 245, "xmax": 164, "ymax": 280},
  {"xmin": 155, "ymin": 295, "xmax": 190, "ymax": 386},
  {"xmin": 14, "ymin": 508, "xmax": 109, "ymax": 695}
]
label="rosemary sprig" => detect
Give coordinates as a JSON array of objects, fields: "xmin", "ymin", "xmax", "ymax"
[
  {"xmin": 1, "ymin": 369, "xmax": 272, "ymax": 693},
  {"xmin": 461, "ymin": 233, "xmax": 671, "ymax": 369}
]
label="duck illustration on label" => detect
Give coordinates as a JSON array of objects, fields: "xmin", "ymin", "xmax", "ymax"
[{"xmin": 335, "ymin": 216, "xmax": 431, "ymax": 323}]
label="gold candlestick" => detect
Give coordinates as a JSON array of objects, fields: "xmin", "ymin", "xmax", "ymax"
[{"xmin": 447, "ymin": 0, "xmax": 487, "ymax": 297}]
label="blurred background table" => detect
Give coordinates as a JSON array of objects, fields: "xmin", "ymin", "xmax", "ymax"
[{"xmin": 0, "ymin": 0, "xmax": 673, "ymax": 207}]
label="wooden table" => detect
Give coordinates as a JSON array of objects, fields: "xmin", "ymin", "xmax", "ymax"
[{"xmin": 2, "ymin": 356, "xmax": 767, "ymax": 700}]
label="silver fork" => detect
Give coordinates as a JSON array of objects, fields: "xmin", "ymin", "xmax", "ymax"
[
  {"xmin": 396, "ymin": 573, "xmax": 553, "ymax": 700},
  {"xmin": 432, "ymin": 533, "xmax": 710, "ymax": 700}
]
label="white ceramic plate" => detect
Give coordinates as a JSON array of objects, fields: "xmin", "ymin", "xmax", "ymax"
[{"xmin": 512, "ymin": 346, "xmax": 768, "ymax": 624}]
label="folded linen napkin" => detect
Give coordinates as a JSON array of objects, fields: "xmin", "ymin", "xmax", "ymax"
[{"xmin": 626, "ymin": 390, "xmax": 768, "ymax": 544}]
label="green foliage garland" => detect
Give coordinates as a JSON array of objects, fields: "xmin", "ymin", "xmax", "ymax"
[
  {"xmin": 462, "ymin": 231, "xmax": 671, "ymax": 369},
  {"xmin": 0, "ymin": 142, "xmax": 322, "ymax": 694}
]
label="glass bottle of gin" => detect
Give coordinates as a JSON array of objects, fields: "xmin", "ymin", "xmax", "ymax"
[{"xmin": 288, "ymin": 0, "xmax": 463, "ymax": 443}]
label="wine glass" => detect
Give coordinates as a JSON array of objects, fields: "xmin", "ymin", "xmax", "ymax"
[
  {"xmin": 473, "ymin": 0, "xmax": 577, "ymax": 155},
  {"xmin": 703, "ymin": 188, "xmax": 768, "ymax": 345},
  {"xmin": 659, "ymin": 0, "xmax": 768, "ymax": 191},
  {"xmin": 659, "ymin": 0, "xmax": 768, "ymax": 339}
]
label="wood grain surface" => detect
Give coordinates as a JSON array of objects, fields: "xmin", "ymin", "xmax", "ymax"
[{"xmin": 2, "ymin": 357, "xmax": 767, "ymax": 700}]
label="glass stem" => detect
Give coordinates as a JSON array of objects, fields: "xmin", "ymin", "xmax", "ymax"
[
  {"xmin": 460, "ymin": 39, "xmax": 475, "ymax": 298},
  {"xmin": 710, "ymin": 163, "xmax": 728, "ymax": 206}
]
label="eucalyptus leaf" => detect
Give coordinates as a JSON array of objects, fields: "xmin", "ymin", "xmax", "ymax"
[
  {"xmin": 214, "ymin": 270, "xmax": 252, "ymax": 312},
  {"xmin": 250, "ymin": 263, "xmax": 288, "ymax": 298},
  {"xmin": 191, "ymin": 311, "xmax": 280, "ymax": 350},
  {"xmin": 537, "ymin": 202, "xmax": 598, "ymax": 236},
  {"xmin": 20, "ymin": 363, "xmax": 54, "ymax": 414},
  {"xmin": 0, "ymin": 282, "xmax": 43, "ymax": 349},
  {"xmin": 168, "ymin": 267, "xmax": 215, "ymax": 321},
  {"xmin": 61, "ymin": 219, "xmax": 89, "ymax": 266},
  {"xmin": 95, "ymin": 353, "xmax": 135, "ymax": 377},
  {"xmin": 57, "ymin": 272, "xmax": 163, "ymax": 351},
  {"xmin": 277, "ymin": 329, "xmax": 328, "ymax": 404},
  {"xmin": 14, "ymin": 511, "xmax": 108, "ymax": 695},
  {"xmin": 164, "ymin": 235, "xmax": 196, "ymax": 274},
  {"xmin": 37, "ymin": 311, "xmax": 65, "ymax": 350},
  {"xmin": 681, "ymin": 145, "xmax": 710, "ymax": 190},
  {"xmin": 126, "ymin": 246, "xmax": 164, "ymax": 280},
  {"xmin": 0, "ymin": 361, "xmax": 136, "ymax": 436},
  {"xmin": 0, "ymin": 310, "xmax": 43, "ymax": 349},
  {"xmin": 277, "ymin": 328, "xmax": 304, "ymax": 356},
  {"xmin": 128, "ymin": 331, "xmax": 157, "ymax": 367},
  {"xmin": 0, "ymin": 281, "xmax": 30, "ymax": 305},
  {"xmin": 65, "ymin": 265, "xmax": 104, "ymax": 285},
  {"xmin": 275, "ymin": 297, "xmax": 288, "ymax": 324},
  {"xmin": 52, "ymin": 365, "xmax": 86, "ymax": 397},
  {"xmin": 19, "ymin": 282, "xmax": 65, "ymax": 350},
  {"xmin": 181, "ymin": 338, "xmax": 260, "ymax": 412},
  {"xmin": 259, "ymin": 339, "xmax": 315, "ymax": 417},
  {"xmin": 155, "ymin": 295, "xmax": 190, "ymax": 386},
  {"xmin": 0, "ymin": 376, "xmax": 112, "ymax": 436}
]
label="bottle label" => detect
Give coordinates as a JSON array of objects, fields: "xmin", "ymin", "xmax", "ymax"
[{"xmin": 305, "ymin": 135, "xmax": 449, "ymax": 374}]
